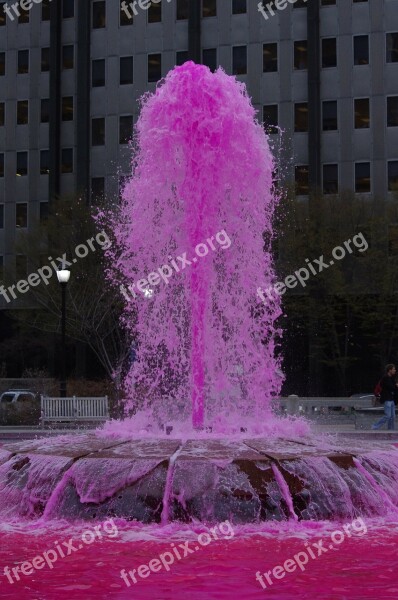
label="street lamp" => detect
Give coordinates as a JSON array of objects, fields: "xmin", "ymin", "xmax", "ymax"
[{"xmin": 57, "ymin": 268, "xmax": 70, "ymax": 398}]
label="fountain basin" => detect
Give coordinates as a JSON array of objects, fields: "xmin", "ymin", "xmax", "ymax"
[{"xmin": 1, "ymin": 434, "xmax": 398, "ymax": 524}]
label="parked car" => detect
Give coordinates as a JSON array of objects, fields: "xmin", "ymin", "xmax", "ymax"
[
  {"xmin": 0, "ymin": 390, "xmax": 41, "ymax": 426},
  {"xmin": 0, "ymin": 390, "xmax": 39, "ymax": 404}
]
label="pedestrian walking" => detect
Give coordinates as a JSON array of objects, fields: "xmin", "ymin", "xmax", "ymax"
[{"xmin": 372, "ymin": 364, "xmax": 397, "ymax": 430}]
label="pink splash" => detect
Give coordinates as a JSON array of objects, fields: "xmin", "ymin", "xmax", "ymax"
[{"xmin": 103, "ymin": 62, "xmax": 282, "ymax": 431}]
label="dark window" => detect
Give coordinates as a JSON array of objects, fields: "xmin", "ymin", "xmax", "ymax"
[
  {"xmin": 0, "ymin": 205, "xmax": 3, "ymax": 228},
  {"xmin": 294, "ymin": 41, "xmax": 307, "ymax": 70},
  {"xmin": 322, "ymin": 100, "xmax": 338, "ymax": 130},
  {"xmin": 17, "ymin": 100, "xmax": 29, "ymax": 125},
  {"xmin": 42, "ymin": 0, "xmax": 51, "ymax": 21},
  {"xmin": 0, "ymin": 3, "xmax": 5, "ymax": 26},
  {"xmin": 120, "ymin": 56, "xmax": 134, "ymax": 85},
  {"xmin": 18, "ymin": 6, "xmax": 29, "ymax": 23},
  {"xmin": 388, "ymin": 161, "xmax": 398, "ymax": 192},
  {"xmin": 92, "ymin": 118, "xmax": 105, "ymax": 146},
  {"xmin": 263, "ymin": 105, "xmax": 278, "ymax": 134},
  {"xmin": 16, "ymin": 152, "xmax": 28, "ymax": 176},
  {"xmin": 354, "ymin": 98, "xmax": 370, "ymax": 128},
  {"xmin": 40, "ymin": 150, "xmax": 49, "ymax": 175},
  {"xmin": 294, "ymin": 103, "xmax": 308, "ymax": 132},
  {"xmin": 0, "ymin": 102, "xmax": 4, "ymax": 126},
  {"xmin": 0, "ymin": 52, "xmax": 4, "ymax": 76},
  {"xmin": 119, "ymin": 116, "xmax": 133, "ymax": 144},
  {"xmin": 41, "ymin": 48, "xmax": 50, "ymax": 72},
  {"xmin": 176, "ymin": 51, "xmax": 189, "ymax": 66},
  {"xmin": 177, "ymin": 0, "xmax": 189, "ymax": 19},
  {"xmin": 148, "ymin": 1, "xmax": 161, "ymax": 22},
  {"xmin": 0, "ymin": 393, "xmax": 13, "ymax": 403},
  {"xmin": 93, "ymin": 1, "xmax": 106, "ymax": 28},
  {"xmin": 203, "ymin": 49, "xmax": 217, "ymax": 72},
  {"xmin": 355, "ymin": 162, "xmax": 371, "ymax": 193},
  {"xmin": 203, "ymin": 0, "xmax": 216, "ymax": 17},
  {"xmin": 354, "ymin": 35, "xmax": 369, "ymax": 65},
  {"xmin": 40, "ymin": 202, "xmax": 49, "ymax": 222},
  {"xmin": 387, "ymin": 97, "xmax": 398, "ymax": 127},
  {"xmin": 233, "ymin": 46, "xmax": 247, "ymax": 75},
  {"xmin": 62, "ymin": 45, "xmax": 74, "ymax": 69},
  {"xmin": 321, "ymin": 0, "xmax": 336, "ymax": 4},
  {"xmin": 148, "ymin": 53, "xmax": 161, "ymax": 82},
  {"xmin": 16, "ymin": 204, "xmax": 27, "ymax": 228},
  {"xmin": 295, "ymin": 166, "xmax": 309, "ymax": 195},
  {"xmin": 61, "ymin": 149, "xmax": 73, "ymax": 173},
  {"xmin": 120, "ymin": 0, "xmax": 133, "ymax": 25},
  {"xmin": 263, "ymin": 43, "xmax": 278, "ymax": 72},
  {"xmin": 91, "ymin": 178, "xmax": 105, "ymax": 203},
  {"xmin": 322, "ymin": 38, "xmax": 337, "ymax": 68},
  {"xmin": 386, "ymin": 33, "xmax": 398, "ymax": 63},
  {"xmin": 92, "ymin": 59, "xmax": 105, "ymax": 87},
  {"xmin": 323, "ymin": 164, "xmax": 338, "ymax": 194},
  {"xmin": 18, "ymin": 50, "xmax": 29, "ymax": 74},
  {"xmin": 0, "ymin": 154, "xmax": 3, "ymax": 177},
  {"xmin": 41, "ymin": 99, "xmax": 49, "ymax": 123},
  {"xmin": 16, "ymin": 255, "xmax": 27, "ymax": 278},
  {"xmin": 63, "ymin": 0, "xmax": 74, "ymax": 19},
  {"xmin": 232, "ymin": 0, "xmax": 246, "ymax": 14},
  {"xmin": 62, "ymin": 97, "xmax": 74, "ymax": 121}
]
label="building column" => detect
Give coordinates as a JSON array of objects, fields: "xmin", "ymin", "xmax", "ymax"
[
  {"xmin": 49, "ymin": 0, "xmax": 62, "ymax": 200},
  {"xmin": 188, "ymin": 0, "xmax": 201, "ymax": 64},
  {"xmin": 307, "ymin": 1, "xmax": 323, "ymax": 395},
  {"xmin": 76, "ymin": 0, "xmax": 91, "ymax": 203}
]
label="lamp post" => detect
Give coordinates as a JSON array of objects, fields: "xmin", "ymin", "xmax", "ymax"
[{"xmin": 57, "ymin": 268, "xmax": 70, "ymax": 398}]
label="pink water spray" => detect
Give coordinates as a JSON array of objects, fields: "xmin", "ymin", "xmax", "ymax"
[{"xmin": 105, "ymin": 62, "xmax": 283, "ymax": 431}]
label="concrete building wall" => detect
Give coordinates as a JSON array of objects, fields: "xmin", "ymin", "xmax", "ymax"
[{"xmin": 1, "ymin": 0, "xmax": 398, "ymax": 310}]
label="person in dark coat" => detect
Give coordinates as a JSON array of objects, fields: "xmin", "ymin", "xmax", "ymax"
[{"xmin": 372, "ymin": 364, "xmax": 397, "ymax": 430}]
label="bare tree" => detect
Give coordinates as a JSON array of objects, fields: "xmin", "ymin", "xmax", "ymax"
[{"xmin": 9, "ymin": 196, "xmax": 132, "ymax": 393}]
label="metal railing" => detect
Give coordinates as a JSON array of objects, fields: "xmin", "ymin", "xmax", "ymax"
[{"xmin": 277, "ymin": 395, "xmax": 375, "ymax": 417}]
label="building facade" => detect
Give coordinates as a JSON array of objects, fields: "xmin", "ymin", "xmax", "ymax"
[
  {"xmin": 0, "ymin": 0, "xmax": 397, "ymax": 303},
  {"xmin": 0, "ymin": 0, "xmax": 398, "ymax": 298}
]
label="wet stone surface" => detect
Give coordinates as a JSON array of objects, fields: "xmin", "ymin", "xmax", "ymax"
[{"xmin": 0, "ymin": 436, "xmax": 397, "ymax": 523}]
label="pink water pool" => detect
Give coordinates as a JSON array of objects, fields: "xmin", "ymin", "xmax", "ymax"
[{"xmin": 1, "ymin": 519, "xmax": 398, "ymax": 600}]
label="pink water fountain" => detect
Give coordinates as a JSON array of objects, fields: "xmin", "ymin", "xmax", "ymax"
[
  {"xmin": 104, "ymin": 61, "xmax": 283, "ymax": 434},
  {"xmin": 0, "ymin": 64, "xmax": 398, "ymax": 528}
]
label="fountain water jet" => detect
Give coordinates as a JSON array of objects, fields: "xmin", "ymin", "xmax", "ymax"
[{"xmin": 104, "ymin": 61, "xmax": 282, "ymax": 432}]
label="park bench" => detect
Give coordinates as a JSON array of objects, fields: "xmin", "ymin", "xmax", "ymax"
[{"xmin": 40, "ymin": 396, "xmax": 109, "ymax": 427}]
